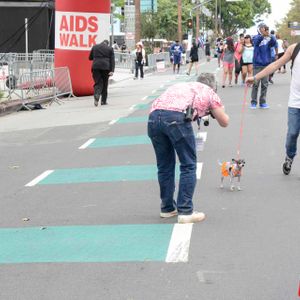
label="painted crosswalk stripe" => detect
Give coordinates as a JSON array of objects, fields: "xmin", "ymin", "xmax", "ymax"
[
  {"xmin": 165, "ymin": 224, "xmax": 193, "ymax": 263},
  {"xmin": 196, "ymin": 163, "xmax": 203, "ymax": 180},
  {"xmin": 26, "ymin": 163, "xmax": 203, "ymax": 186},
  {"xmin": 78, "ymin": 138, "xmax": 96, "ymax": 149},
  {"xmin": 25, "ymin": 170, "xmax": 54, "ymax": 187},
  {"xmin": 116, "ymin": 116, "xmax": 148, "ymax": 124},
  {"xmin": 80, "ymin": 135, "xmax": 151, "ymax": 149},
  {"xmin": 0, "ymin": 224, "xmax": 177, "ymax": 264},
  {"xmin": 26, "ymin": 165, "xmax": 161, "ymax": 185}
]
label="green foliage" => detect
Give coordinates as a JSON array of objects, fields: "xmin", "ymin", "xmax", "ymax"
[
  {"xmin": 155, "ymin": 0, "xmax": 271, "ymax": 39},
  {"xmin": 276, "ymin": 0, "xmax": 300, "ymax": 44},
  {"xmin": 141, "ymin": 11, "xmax": 158, "ymax": 41},
  {"xmin": 206, "ymin": 0, "xmax": 271, "ymax": 36},
  {"xmin": 156, "ymin": 0, "xmax": 193, "ymax": 40}
]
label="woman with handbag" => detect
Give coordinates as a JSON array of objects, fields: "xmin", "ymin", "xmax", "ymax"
[{"xmin": 133, "ymin": 42, "xmax": 146, "ymax": 80}]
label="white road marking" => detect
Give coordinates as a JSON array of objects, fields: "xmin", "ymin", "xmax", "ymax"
[
  {"xmin": 199, "ymin": 132, "xmax": 207, "ymax": 142},
  {"xmin": 78, "ymin": 138, "xmax": 96, "ymax": 149},
  {"xmin": 165, "ymin": 223, "xmax": 193, "ymax": 263},
  {"xmin": 152, "ymin": 89, "xmax": 157, "ymax": 94},
  {"xmin": 142, "ymin": 96, "xmax": 147, "ymax": 101},
  {"xmin": 109, "ymin": 119, "xmax": 118, "ymax": 125},
  {"xmin": 129, "ymin": 105, "xmax": 136, "ymax": 111},
  {"xmin": 25, "ymin": 170, "xmax": 54, "ymax": 187},
  {"xmin": 196, "ymin": 162, "xmax": 203, "ymax": 180}
]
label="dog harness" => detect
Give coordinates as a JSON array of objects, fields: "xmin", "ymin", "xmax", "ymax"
[{"xmin": 221, "ymin": 162, "xmax": 241, "ymax": 177}]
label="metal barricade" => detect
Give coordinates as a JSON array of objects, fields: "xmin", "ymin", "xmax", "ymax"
[
  {"xmin": 147, "ymin": 52, "xmax": 171, "ymax": 71},
  {"xmin": 17, "ymin": 67, "xmax": 73, "ymax": 110},
  {"xmin": 114, "ymin": 52, "xmax": 135, "ymax": 69}
]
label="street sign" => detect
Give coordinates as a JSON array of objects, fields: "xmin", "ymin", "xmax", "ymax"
[
  {"xmin": 291, "ymin": 30, "xmax": 300, "ymax": 36},
  {"xmin": 288, "ymin": 21, "xmax": 300, "ymax": 29}
]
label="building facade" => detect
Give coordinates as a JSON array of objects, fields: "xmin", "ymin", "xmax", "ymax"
[{"xmin": 141, "ymin": 0, "xmax": 157, "ymax": 13}]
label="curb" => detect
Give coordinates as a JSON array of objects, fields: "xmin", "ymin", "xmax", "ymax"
[{"xmin": 0, "ymin": 99, "xmax": 23, "ymax": 117}]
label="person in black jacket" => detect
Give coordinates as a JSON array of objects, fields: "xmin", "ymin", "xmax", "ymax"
[
  {"xmin": 186, "ymin": 42, "xmax": 199, "ymax": 75},
  {"xmin": 89, "ymin": 40, "xmax": 115, "ymax": 106}
]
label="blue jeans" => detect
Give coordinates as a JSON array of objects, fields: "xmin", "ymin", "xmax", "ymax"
[
  {"xmin": 148, "ymin": 110, "xmax": 197, "ymax": 215},
  {"xmin": 286, "ymin": 107, "xmax": 300, "ymax": 159}
]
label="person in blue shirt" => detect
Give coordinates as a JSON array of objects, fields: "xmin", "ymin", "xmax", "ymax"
[
  {"xmin": 170, "ymin": 40, "xmax": 183, "ymax": 74},
  {"xmin": 250, "ymin": 23, "xmax": 277, "ymax": 109},
  {"xmin": 268, "ymin": 29, "xmax": 278, "ymax": 84}
]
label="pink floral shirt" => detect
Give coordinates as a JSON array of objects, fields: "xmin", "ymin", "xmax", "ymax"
[{"xmin": 150, "ymin": 82, "xmax": 223, "ymax": 118}]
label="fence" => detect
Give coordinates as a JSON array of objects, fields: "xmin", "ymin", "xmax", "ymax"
[
  {"xmin": 147, "ymin": 52, "xmax": 171, "ymax": 71},
  {"xmin": 19, "ymin": 67, "xmax": 73, "ymax": 109}
]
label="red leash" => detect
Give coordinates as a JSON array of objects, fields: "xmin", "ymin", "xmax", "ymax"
[{"xmin": 237, "ymin": 85, "xmax": 249, "ymax": 159}]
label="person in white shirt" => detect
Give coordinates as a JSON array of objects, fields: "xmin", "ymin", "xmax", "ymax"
[
  {"xmin": 276, "ymin": 34, "xmax": 286, "ymax": 73},
  {"xmin": 246, "ymin": 43, "xmax": 300, "ymax": 175}
]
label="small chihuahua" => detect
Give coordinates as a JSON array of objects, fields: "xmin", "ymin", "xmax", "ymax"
[{"xmin": 219, "ymin": 159, "xmax": 245, "ymax": 191}]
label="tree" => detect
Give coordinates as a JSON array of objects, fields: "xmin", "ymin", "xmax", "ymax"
[
  {"xmin": 276, "ymin": 0, "xmax": 300, "ymax": 44},
  {"xmin": 206, "ymin": 0, "xmax": 271, "ymax": 36},
  {"xmin": 156, "ymin": 0, "xmax": 193, "ymax": 41},
  {"xmin": 141, "ymin": 11, "xmax": 158, "ymax": 42},
  {"xmin": 135, "ymin": 0, "xmax": 141, "ymax": 43}
]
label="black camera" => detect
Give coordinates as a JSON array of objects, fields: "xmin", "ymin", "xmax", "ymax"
[{"xmin": 184, "ymin": 106, "xmax": 194, "ymax": 122}]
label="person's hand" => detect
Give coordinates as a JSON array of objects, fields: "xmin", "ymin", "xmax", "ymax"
[
  {"xmin": 246, "ymin": 76, "xmax": 255, "ymax": 85},
  {"xmin": 108, "ymin": 72, "xmax": 114, "ymax": 76}
]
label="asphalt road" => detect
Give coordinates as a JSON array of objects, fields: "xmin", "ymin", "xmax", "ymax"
[{"xmin": 0, "ymin": 60, "xmax": 299, "ymax": 300}]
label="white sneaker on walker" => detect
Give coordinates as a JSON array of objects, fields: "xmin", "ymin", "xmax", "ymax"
[
  {"xmin": 160, "ymin": 210, "xmax": 178, "ymax": 218},
  {"xmin": 178, "ymin": 212, "xmax": 206, "ymax": 223}
]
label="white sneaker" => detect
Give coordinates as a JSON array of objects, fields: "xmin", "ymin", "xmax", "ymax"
[
  {"xmin": 177, "ymin": 212, "xmax": 206, "ymax": 223},
  {"xmin": 160, "ymin": 210, "xmax": 178, "ymax": 218}
]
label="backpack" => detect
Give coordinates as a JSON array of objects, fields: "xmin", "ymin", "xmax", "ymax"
[{"xmin": 291, "ymin": 42, "xmax": 300, "ymax": 72}]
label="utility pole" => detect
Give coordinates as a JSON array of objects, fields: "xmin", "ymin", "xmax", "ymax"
[
  {"xmin": 196, "ymin": 0, "xmax": 200, "ymax": 41},
  {"xmin": 135, "ymin": 0, "xmax": 141, "ymax": 43},
  {"xmin": 215, "ymin": 0, "xmax": 218, "ymax": 35},
  {"xmin": 178, "ymin": 0, "xmax": 182, "ymax": 41}
]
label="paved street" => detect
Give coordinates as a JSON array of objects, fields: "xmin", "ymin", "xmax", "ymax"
[{"xmin": 0, "ymin": 59, "xmax": 299, "ymax": 300}]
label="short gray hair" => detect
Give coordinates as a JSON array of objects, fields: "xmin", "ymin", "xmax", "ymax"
[{"xmin": 196, "ymin": 73, "xmax": 217, "ymax": 91}]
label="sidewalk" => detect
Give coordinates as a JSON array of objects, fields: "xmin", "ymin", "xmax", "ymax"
[{"xmin": 0, "ymin": 67, "xmax": 151, "ymax": 117}]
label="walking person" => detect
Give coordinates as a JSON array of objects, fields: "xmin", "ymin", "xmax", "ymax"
[
  {"xmin": 133, "ymin": 42, "xmax": 146, "ymax": 80},
  {"xmin": 89, "ymin": 40, "xmax": 115, "ymax": 106},
  {"xmin": 250, "ymin": 23, "xmax": 277, "ymax": 109},
  {"xmin": 170, "ymin": 40, "xmax": 183, "ymax": 74},
  {"xmin": 241, "ymin": 34, "xmax": 254, "ymax": 84},
  {"xmin": 204, "ymin": 39, "xmax": 211, "ymax": 62},
  {"xmin": 216, "ymin": 38, "xmax": 224, "ymax": 68},
  {"xmin": 276, "ymin": 34, "xmax": 286, "ymax": 73},
  {"xmin": 246, "ymin": 43, "xmax": 300, "ymax": 175},
  {"xmin": 222, "ymin": 37, "xmax": 235, "ymax": 88},
  {"xmin": 186, "ymin": 41, "xmax": 199, "ymax": 75},
  {"xmin": 234, "ymin": 34, "xmax": 245, "ymax": 84},
  {"xmin": 148, "ymin": 73, "xmax": 229, "ymax": 223}
]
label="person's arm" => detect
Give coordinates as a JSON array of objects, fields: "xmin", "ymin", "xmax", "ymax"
[
  {"xmin": 252, "ymin": 34, "xmax": 264, "ymax": 47},
  {"xmin": 246, "ymin": 44, "xmax": 296, "ymax": 84},
  {"xmin": 211, "ymin": 107, "xmax": 229, "ymax": 127},
  {"xmin": 268, "ymin": 35, "xmax": 277, "ymax": 48},
  {"xmin": 109, "ymin": 48, "xmax": 115, "ymax": 75},
  {"xmin": 88, "ymin": 47, "xmax": 94, "ymax": 60}
]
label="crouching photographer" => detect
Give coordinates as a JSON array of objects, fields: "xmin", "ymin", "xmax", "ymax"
[{"xmin": 147, "ymin": 73, "xmax": 229, "ymax": 224}]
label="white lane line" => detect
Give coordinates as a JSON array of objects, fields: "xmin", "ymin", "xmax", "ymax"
[
  {"xmin": 25, "ymin": 170, "xmax": 54, "ymax": 187},
  {"xmin": 109, "ymin": 119, "xmax": 118, "ymax": 125},
  {"xmin": 199, "ymin": 132, "xmax": 207, "ymax": 142},
  {"xmin": 129, "ymin": 105, "xmax": 136, "ymax": 111},
  {"xmin": 160, "ymin": 84, "xmax": 164, "ymax": 88},
  {"xmin": 142, "ymin": 96, "xmax": 147, "ymax": 101},
  {"xmin": 196, "ymin": 162, "xmax": 203, "ymax": 180},
  {"xmin": 79, "ymin": 138, "xmax": 96, "ymax": 149},
  {"xmin": 165, "ymin": 223, "xmax": 193, "ymax": 263},
  {"xmin": 152, "ymin": 89, "xmax": 157, "ymax": 94}
]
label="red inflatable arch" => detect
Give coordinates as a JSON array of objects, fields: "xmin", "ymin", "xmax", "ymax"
[{"xmin": 55, "ymin": 0, "xmax": 111, "ymax": 96}]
